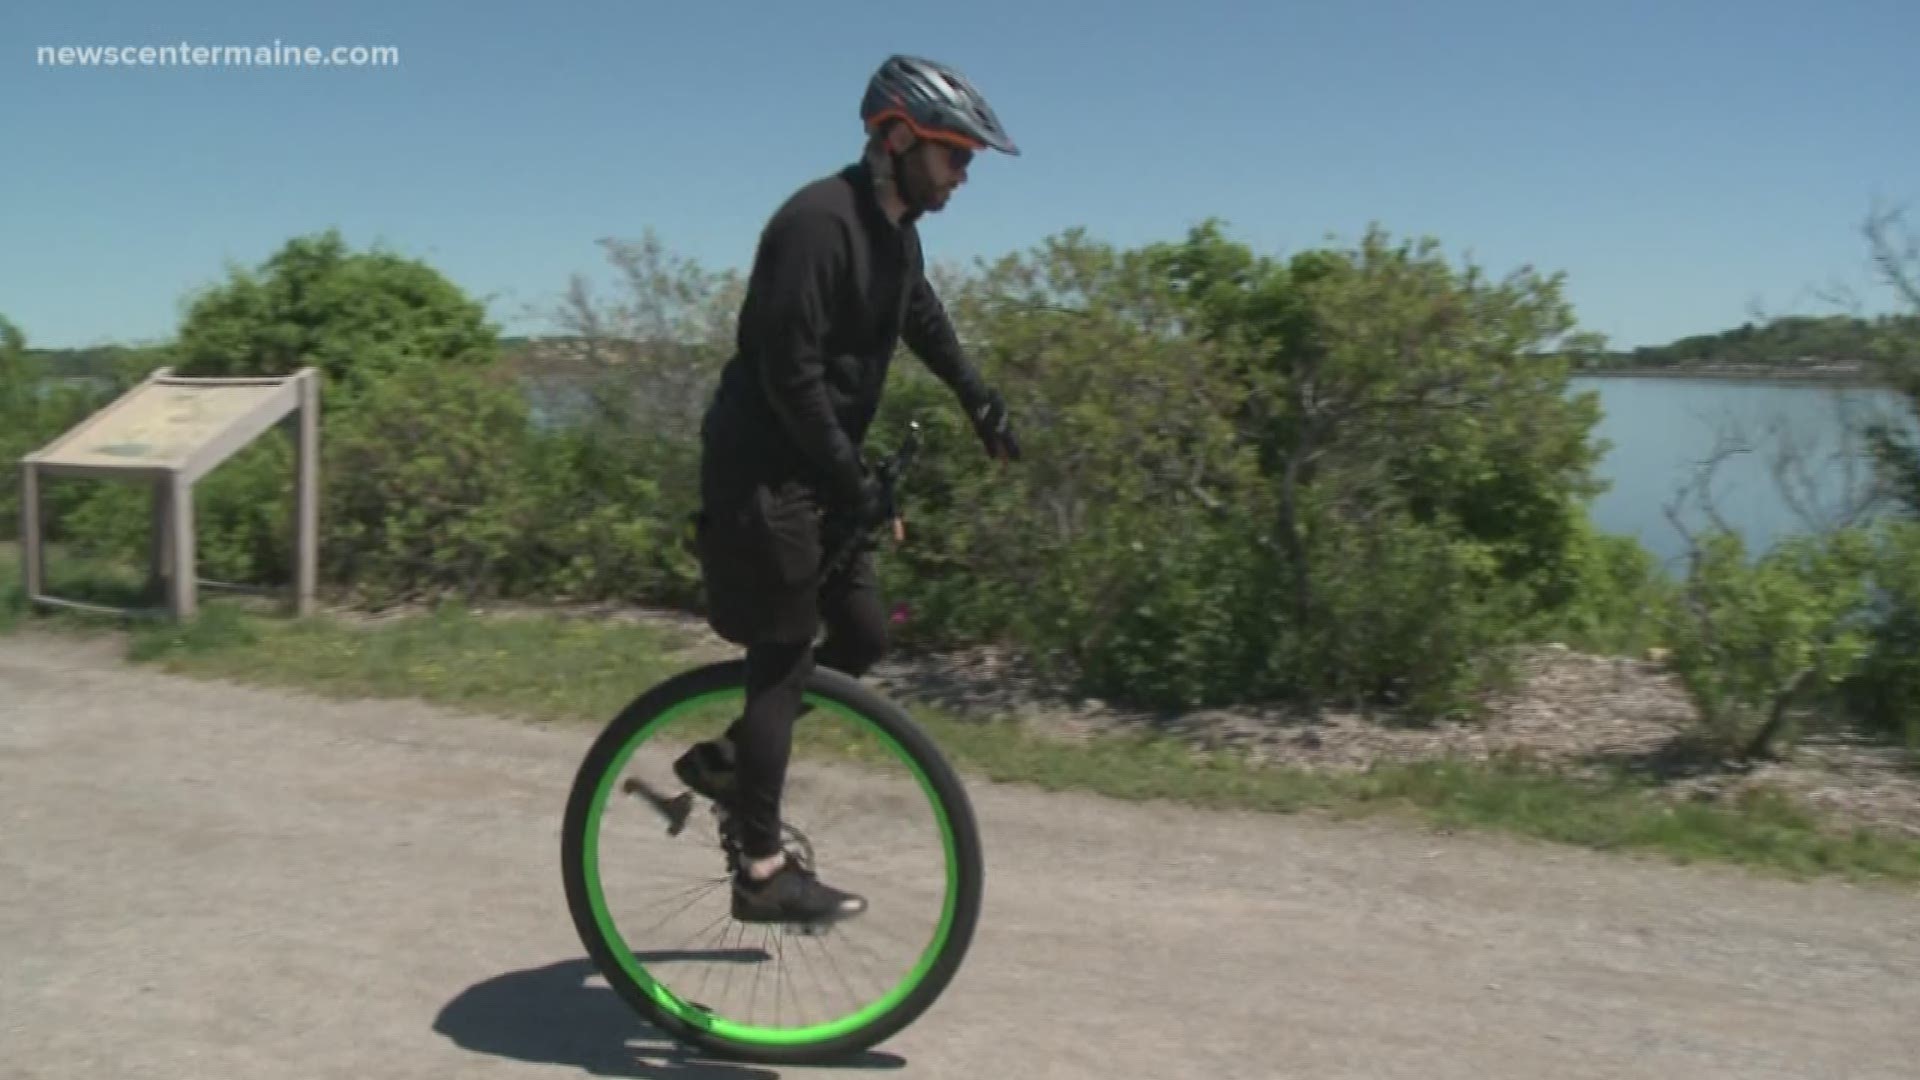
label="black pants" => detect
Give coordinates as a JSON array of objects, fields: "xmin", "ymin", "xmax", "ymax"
[
  {"xmin": 695, "ymin": 462, "xmax": 889, "ymax": 859},
  {"xmin": 723, "ymin": 554, "xmax": 886, "ymax": 858}
]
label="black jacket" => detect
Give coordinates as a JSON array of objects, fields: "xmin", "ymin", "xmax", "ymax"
[{"xmin": 700, "ymin": 158, "xmax": 990, "ymax": 505}]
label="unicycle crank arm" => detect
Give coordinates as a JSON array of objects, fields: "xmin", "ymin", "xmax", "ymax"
[{"xmin": 620, "ymin": 777, "xmax": 695, "ymax": 836}]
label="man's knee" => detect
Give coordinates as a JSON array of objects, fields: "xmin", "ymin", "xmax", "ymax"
[
  {"xmin": 818, "ymin": 605, "xmax": 887, "ymax": 677},
  {"xmin": 815, "ymin": 549, "xmax": 888, "ymax": 676},
  {"xmin": 826, "ymin": 634, "xmax": 886, "ymax": 677},
  {"xmin": 745, "ymin": 637, "xmax": 815, "ymax": 689}
]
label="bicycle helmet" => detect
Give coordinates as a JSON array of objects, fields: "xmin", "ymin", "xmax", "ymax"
[{"xmin": 860, "ymin": 54, "xmax": 1019, "ymax": 156}]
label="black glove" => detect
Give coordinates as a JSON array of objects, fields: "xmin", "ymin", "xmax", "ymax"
[
  {"xmin": 969, "ymin": 388, "xmax": 1021, "ymax": 462},
  {"xmin": 834, "ymin": 466, "xmax": 890, "ymax": 530}
]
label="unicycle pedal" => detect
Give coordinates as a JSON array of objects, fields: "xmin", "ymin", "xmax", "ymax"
[{"xmin": 620, "ymin": 777, "xmax": 696, "ymax": 836}]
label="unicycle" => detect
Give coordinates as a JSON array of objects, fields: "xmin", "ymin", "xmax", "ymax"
[{"xmin": 559, "ymin": 422, "xmax": 986, "ymax": 1065}]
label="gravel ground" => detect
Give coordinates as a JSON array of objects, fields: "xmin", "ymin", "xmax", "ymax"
[{"xmin": 5, "ymin": 631, "xmax": 1920, "ymax": 1079}]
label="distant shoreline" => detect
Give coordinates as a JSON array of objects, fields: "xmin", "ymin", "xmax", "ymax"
[{"xmin": 1573, "ymin": 366, "xmax": 1891, "ymax": 389}]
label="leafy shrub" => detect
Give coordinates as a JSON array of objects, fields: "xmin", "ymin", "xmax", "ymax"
[
  {"xmin": 1663, "ymin": 528, "xmax": 1877, "ymax": 759},
  {"xmin": 1285, "ymin": 499, "xmax": 1541, "ymax": 718},
  {"xmin": 882, "ymin": 223, "xmax": 1617, "ymax": 714},
  {"xmin": 1, "ymin": 317, "xmax": 123, "ymax": 540},
  {"xmin": 320, "ymin": 360, "xmax": 541, "ymax": 604},
  {"xmin": 10, "ymin": 220, "xmax": 1690, "ymax": 726},
  {"xmin": 513, "ymin": 419, "xmax": 703, "ymax": 607},
  {"xmin": 1839, "ymin": 523, "xmax": 1920, "ymax": 755},
  {"xmin": 1528, "ymin": 511, "xmax": 1680, "ymax": 656},
  {"xmin": 169, "ymin": 228, "xmax": 500, "ymax": 395}
]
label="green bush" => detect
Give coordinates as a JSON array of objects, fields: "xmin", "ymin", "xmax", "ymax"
[
  {"xmin": 1822, "ymin": 208, "xmax": 1920, "ymax": 757},
  {"xmin": 9, "ymin": 220, "xmax": 1686, "ymax": 723},
  {"xmin": 21, "ymin": 231, "xmax": 525, "ymax": 603},
  {"xmin": 513, "ymin": 418, "xmax": 703, "ymax": 607},
  {"xmin": 1, "ymin": 316, "xmax": 124, "ymax": 540},
  {"xmin": 1664, "ymin": 528, "xmax": 1877, "ymax": 759},
  {"xmin": 1840, "ymin": 522, "xmax": 1920, "ymax": 755},
  {"xmin": 52, "ymin": 434, "xmax": 298, "ymax": 588},
  {"xmin": 1285, "ymin": 499, "xmax": 1540, "ymax": 718},
  {"xmin": 882, "ymin": 223, "xmax": 1618, "ymax": 714},
  {"xmin": 1529, "ymin": 512, "xmax": 1680, "ymax": 656},
  {"xmin": 321, "ymin": 360, "xmax": 542, "ymax": 604},
  {"xmin": 170, "ymin": 228, "xmax": 500, "ymax": 395}
]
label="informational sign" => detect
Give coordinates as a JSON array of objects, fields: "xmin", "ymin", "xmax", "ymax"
[
  {"xmin": 17, "ymin": 366, "xmax": 320, "ymax": 621},
  {"xmin": 33, "ymin": 380, "xmax": 285, "ymax": 473}
]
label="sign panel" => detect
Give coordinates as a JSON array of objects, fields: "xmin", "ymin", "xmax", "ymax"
[{"xmin": 33, "ymin": 381, "xmax": 284, "ymax": 471}]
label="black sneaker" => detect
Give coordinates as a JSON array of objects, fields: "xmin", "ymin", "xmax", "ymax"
[
  {"xmin": 673, "ymin": 737, "xmax": 738, "ymax": 806},
  {"xmin": 732, "ymin": 853, "xmax": 868, "ymax": 925}
]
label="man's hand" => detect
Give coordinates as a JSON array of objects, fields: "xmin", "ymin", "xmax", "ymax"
[
  {"xmin": 969, "ymin": 388, "xmax": 1021, "ymax": 463},
  {"xmin": 842, "ymin": 470, "xmax": 889, "ymax": 531}
]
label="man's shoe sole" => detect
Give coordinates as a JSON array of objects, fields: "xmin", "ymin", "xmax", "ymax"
[{"xmin": 729, "ymin": 901, "xmax": 867, "ymax": 926}]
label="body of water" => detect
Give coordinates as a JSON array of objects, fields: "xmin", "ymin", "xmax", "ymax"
[{"xmin": 1573, "ymin": 375, "xmax": 1918, "ymax": 571}]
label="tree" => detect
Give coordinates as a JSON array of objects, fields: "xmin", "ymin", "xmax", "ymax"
[
  {"xmin": 169, "ymin": 229, "xmax": 503, "ymax": 396},
  {"xmin": 876, "ymin": 227, "xmax": 1267, "ymax": 706},
  {"xmin": 39, "ymin": 232, "xmax": 524, "ymax": 597},
  {"xmin": 882, "ymin": 221, "xmax": 1617, "ymax": 715},
  {"xmin": 1862, "ymin": 203, "xmax": 1920, "ymax": 514},
  {"xmin": 1647, "ymin": 201, "xmax": 1920, "ymax": 762},
  {"xmin": 493, "ymin": 232, "xmax": 750, "ymax": 606},
  {"xmin": 1142, "ymin": 222, "xmax": 1611, "ymax": 710},
  {"xmin": 1, "ymin": 315, "xmax": 116, "ymax": 541},
  {"xmin": 535, "ymin": 230, "xmax": 745, "ymax": 444},
  {"xmin": 1, "ymin": 315, "xmax": 37, "ymax": 535},
  {"xmin": 1850, "ymin": 202, "xmax": 1920, "ymax": 753}
]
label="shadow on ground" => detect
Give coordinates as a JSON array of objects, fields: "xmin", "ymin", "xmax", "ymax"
[
  {"xmin": 433, "ymin": 956, "xmax": 908, "ymax": 1077},
  {"xmin": 1578, "ymin": 732, "xmax": 1760, "ymax": 783}
]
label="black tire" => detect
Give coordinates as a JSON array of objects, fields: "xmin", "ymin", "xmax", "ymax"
[{"xmin": 560, "ymin": 659, "xmax": 985, "ymax": 1066}]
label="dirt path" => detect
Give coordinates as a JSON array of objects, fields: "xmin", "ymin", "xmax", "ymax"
[{"xmin": 4, "ymin": 631, "xmax": 1919, "ymax": 1079}]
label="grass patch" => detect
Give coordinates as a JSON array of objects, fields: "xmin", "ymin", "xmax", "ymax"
[
  {"xmin": 126, "ymin": 600, "xmax": 690, "ymax": 724},
  {"xmin": 12, "ymin": 583, "xmax": 1920, "ymax": 886},
  {"xmin": 0, "ymin": 586, "xmax": 23, "ymax": 635},
  {"xmin": 918, "ymin": 720, "xmax": 1920, "ymax": 884},
  {"xmin": 0, "ymin": 540, "xmax": 166, "ymax": 631}
]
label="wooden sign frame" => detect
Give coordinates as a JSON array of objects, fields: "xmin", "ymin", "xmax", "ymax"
[{"xmin": 17, "ymin": 365, "xmax": 320, "ymax": 621}]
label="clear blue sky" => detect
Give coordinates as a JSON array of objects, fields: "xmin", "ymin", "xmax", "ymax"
[{"xmin": 6, "ymin": 0, "xmax": 1917, "ymax": 351}]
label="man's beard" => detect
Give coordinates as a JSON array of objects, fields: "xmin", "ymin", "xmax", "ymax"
[{"xmin": 893, "ymin": 149, "xmax": 946, "ymax": 213}]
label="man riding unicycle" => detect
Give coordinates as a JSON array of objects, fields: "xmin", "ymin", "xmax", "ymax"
[{"xmin": 677, "ymin": 53, "xmax": 1024, "ymax": 926}]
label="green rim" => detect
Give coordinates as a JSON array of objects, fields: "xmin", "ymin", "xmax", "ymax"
[{"xmin": 580, "ymin": 687, "xmax": 961, "ymax": 1048}]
